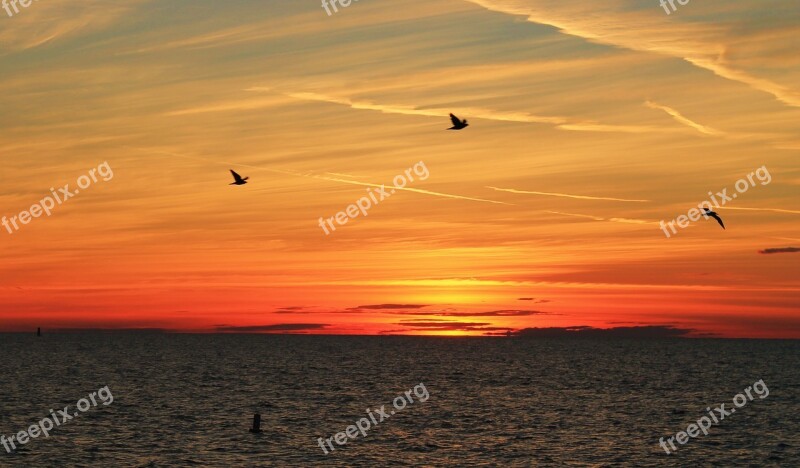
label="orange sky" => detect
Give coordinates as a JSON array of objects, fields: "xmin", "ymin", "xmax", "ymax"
[{"xmin": 0, "ymin": 0, "xmax": 798, "ymax": 337}]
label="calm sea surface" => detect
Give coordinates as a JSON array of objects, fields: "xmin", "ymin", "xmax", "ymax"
[{"xmin": 0, "ymin": 334, "xmax": 798, "ymax": 467}]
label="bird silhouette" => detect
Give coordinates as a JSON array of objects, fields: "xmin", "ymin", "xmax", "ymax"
[
  {"xmin": 448, "ymin": 113, "xmax": 469, "ymax": 130},
  {"xmin": 703, "ymin": 208, "xmax": 725, "ymax": 229},
  {"xmin": 229, "ymin": 169, "xmax": 249, "ymax": 185}
]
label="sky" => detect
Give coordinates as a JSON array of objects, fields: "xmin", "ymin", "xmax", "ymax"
[{"xmin": 0, "ymin": 0, "xmax": 798, "ymax": 337}]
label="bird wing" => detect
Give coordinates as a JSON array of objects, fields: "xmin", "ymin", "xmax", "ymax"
[
  {"xmin": 711, "ymin": 214, "xmax": 725, "ymax": 229},
  {"xmin": 450, "ymin": 113, "xmax": 461, "ymax": 126},
  {"xmin": 230, "ymin": 169, "xmax": 243, "ymax": 182}
]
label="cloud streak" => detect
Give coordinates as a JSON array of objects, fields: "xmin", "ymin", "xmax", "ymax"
[
  {"xmin": 513, "ymin": 325, "xmax": 695, "ymax": 338},
  {"xmin": 249, "ymin": 88, "xmax": 670, "ymax": 134},
  {"xmin": 546, "ymin": 211, "xmax": 655, "ymax": 225},
  {"xmin": 488, "ymin": 186, "xmax": 650, "ymax": 202},
  {"xmin": 278, "ymin": 90, "xmax": 566, "ymax": 124},
  {"xmin": 215, "ymin": 323, "xmax": 329, "ymax": 333},
  {"xmin": 390, "ymin": 319, "xmax": 514, "ymax": 333},
  {"xmin": 398, "ymin": 309, "xmax": 550, "ymax": 317},
  {"xmin": 758, "ymin": 247, "xmax": 800, "ymax": 255},
  {"xmin": 721, "ymin": 206, "xmax": 800, "ymax": 215},
  {"xmin": 349, "ymin": 304, "xmax": 429, "ymax": 310},
  {"xmin": 135, "ymin": 147, "xmax": 511, "ymax": 206},
  {"xmin": 460, "ymin": 0, "xmax": 800, "ymax": 107},
  {"xmin": 645, "ymin": 101, "xmax": 724, "ymax": 136}
]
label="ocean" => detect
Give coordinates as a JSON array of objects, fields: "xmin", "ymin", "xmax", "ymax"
[{"xmin": 0, "ymin": 334, "xmax": 797, "ymax": 466}]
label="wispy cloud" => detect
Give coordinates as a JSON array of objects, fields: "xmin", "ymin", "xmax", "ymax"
[
  {"xmin": 722, "ymin": 206, "xmax": 800, "ymax": 215},
  {"xmin": 349, "ymin": 304, "xmax": 429, "ymax": 310},
  {"xmin": 319, "ymin": 174, "xmax": 513, "ymax": 205},
  {"xmin": 273, "ymin": 89, "xmax": 566, "ymax": 124},
  {"xmin": 645, "ymin": 101, "xmax": 724, "ymax": 136},
  {"xmin": 685, "ymin": 56, "xmax": 800, "ymax": 108},
  {"xmin": 216, "ymin": 323, "xmax": 329, "ymax": 333},
  {"xmin": 488, "ymin": 186, "xmax": 650, "ymax": 202},
  {"xmin": 134, "ymin": 147, "xmax": 511, "ymax": 206},
  {"xmin": 165, "ymin": 96, "xmax": 293, "ymax": 116},
  {"xmin": 514, "ymin": 325, "xmax": 696, "ymax": 338},
  {"xmin": 274, "ymin": 306, "xmax": 309, "ymax": 314},
  {"xmin": 390, "ymin": 319, "xmax": 514, "ymax": 333},
  {"xmin": 546, "ymin": 211, "xmax": 655, "ymax": 225},
  {"xmin": 758, "ymin": 247, "xmax": 800, "ymax": 255},
  {"xmin": 0, "ymin": 1, "xmax": 146, "ymax": 52},
  {"xmin": 398, "ymin": 309, "xmax": 550, "ymax": 317},
  {"xmin": 249, "ymin": 88, "xmax": 669, "ymax": 134},
  {"xmin": 518, "ymin": 298, "xmax": 550, "ymax": 303},
  {"xmin": 460, "ymin": 0, "xmax": 800, "ymax": 107}
]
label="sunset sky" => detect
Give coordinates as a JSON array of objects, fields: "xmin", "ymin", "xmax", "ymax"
[{"xmin": 1, "ymin": 0, "xmax": 798, "ymax": 337}]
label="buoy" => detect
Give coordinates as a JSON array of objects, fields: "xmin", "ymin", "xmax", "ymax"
[{"xmin": 249, "ymin": 413, "xmax": 262, "ymax": 433}]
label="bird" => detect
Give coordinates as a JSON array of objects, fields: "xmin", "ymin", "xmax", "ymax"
[
  {"xmin": 229, "ymin": 169, "xmax": 249, "ymax": 186},
  {"xmin": 448, "ymin": 113, "xmax": 469, "ymax": 130},
  {"xmin": 703, "ymin": 208, "xmax": 725, "ymax": 230}
]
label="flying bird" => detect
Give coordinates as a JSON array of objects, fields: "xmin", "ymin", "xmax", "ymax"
[
  {"xmin": 703, "ymin": 208, "xmax": 725, "ymax": 230},
  {"xmin": 448, "ymin": 113, "xmax": 469, "ymax": 130},
  {"xmin": 229, "ymin": 169, "xmax": 249, "ymax": 185}
]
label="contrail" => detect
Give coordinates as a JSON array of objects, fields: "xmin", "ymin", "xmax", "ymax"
[
  {"xmin": 645, "ymin": 101, "xmax": 724, "ymax": 137},
  {"xmin": 131, "ymin": 147, "xmax": 512, "ymax": 206},
  {"xmin": 278, "ymin": 90, "xmax": 566, "ymax": 124},
  {"xmin": 459, "ymin": 0, "xmax": 800, "ymax": 108},
  {"xmin": 721, "ymin": 206, "xmax": 800, "ymax": 215},
  {"xmin": 546, "ymin": 210, "xmax": 656, "ymax": 225},
  {"xmin": 487, "ymin": 186, "xmax": 650, "ymax": 202},
  {"xmin": 248, "ymin": 88, "xmax": 665, "ymax": 133},
  {"xmin": 322, "ymin": 175, "xmax": 512, "ymax": 205},
  {"xmin": 546, "ymin": 210, "xmax": 604, "ymax": 221}
]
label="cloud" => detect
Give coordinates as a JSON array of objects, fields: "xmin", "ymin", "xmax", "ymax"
[
  {"xmin": 49, "ymin": 328, "xmax": 169, "ymax": 334},
  {"xmin": 317, "ymin": 173, "xmax": 513, "ymax": 205},
  {"xmin": 135, "ymin": 147, "xmax": 512, "ymax": 206},
  {"xmin": 555, "ymin": 123, "xmax": 664, "ymax": 133},
  {"xmin": 513, "ymin": 325, "xmax": 695, "ymax": 338},
  {"xmin": 274, "ymin": 305, "xmax": 548, "ymax": 317},
  {"xmin": 487, "ymin": 186, "xmax": 650, "ymax": 202},
  {"xmin": 165, "ymin": 96, "xmax": 293, "ymax": 116},
  {"xmin": 250, "ymin": 88, "xmax": 669, "ymax": 134},
  {"xmin": 274, "ymin": 306, "xmax": 309, "ymax": 314},
  {"xmin": 606, "ymin": 218, "xmax": 652, "ymax": 225},
  {"xmin": 215, "ymin": 323, "xmax": 329, "ymax": 333},
  {"xmin": 390, "ymin": 319, "xmax": 513, "ymax": 332},
  {"xmin": 721, "ymin": 206, "xmax": 800, "ymax": 215},
  {"xmin": 758, "ymin": 247, "xmax": 800, "ymax": 255},
  {"xmin": 644, "ymin": 101, "xmax": 725, "ymax": 136},
  {"xmin": 276, "ymin": 90, "xmax": 566, "ymax": 124},
  {"xmin": 460, "ymin": 0, "xmax": 800, "ymax": 107},
  {"xmin": 0, "ymin": 1, "xmax": 147, "ymax": 52},
  {"xmin": 546, "ymin": 211, "xmax": 655, "ymax": 225},
  {"xmin": 398, "ymin": 309, "xmax": 550, "ymax": 317},
  {"xmin": 349, "ymin": 304, "xmax": 429, "ymax": 310},
  {"xmin": 518, "ymin": 298, "xmax": 550, "ymax": 303}
]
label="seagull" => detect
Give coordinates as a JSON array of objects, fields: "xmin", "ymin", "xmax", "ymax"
[
  {"xmin": 229, "ymin": 169, "xmax": 249, "ymax": 186},
  {"xmin": 448, "ymin": 113, "xmax": 469, "ymax": 130},
  {"xmin": 703, "ymin": 208, "xmax": 725, "ymax": 230}
]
